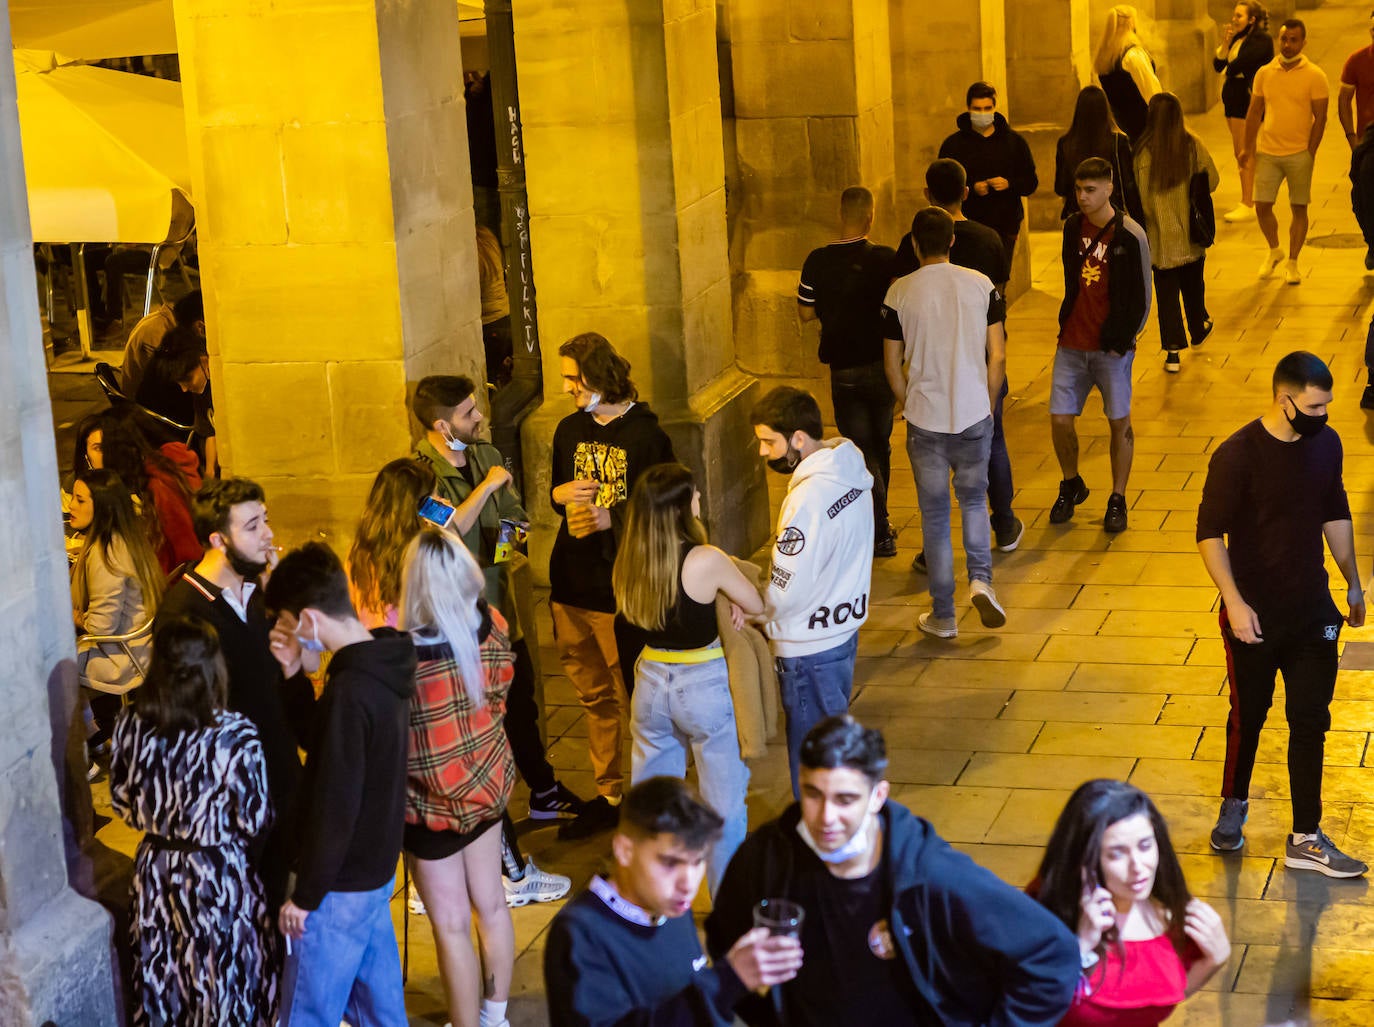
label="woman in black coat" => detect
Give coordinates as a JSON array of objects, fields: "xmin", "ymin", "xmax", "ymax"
[
  {"xmin": 1054, "ymin": 85, "xmax": 1143, "ymax": 223},
  {"xmin": 1214, "ymin": 1, "xmax": 1274, "ymax": 221}
]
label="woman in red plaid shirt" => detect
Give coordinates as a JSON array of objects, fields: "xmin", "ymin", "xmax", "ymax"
[{"xmin": 399, "ymin": 526, "xmax": 518, "ymax": 1027}]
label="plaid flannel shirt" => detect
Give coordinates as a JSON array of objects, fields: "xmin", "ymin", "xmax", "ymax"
[{"xmin": 406, "ymin": 609, "xmax": 516, "ymax": 835}]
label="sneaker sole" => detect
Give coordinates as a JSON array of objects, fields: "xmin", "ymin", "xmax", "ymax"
[
  {"xmin": 1284, "ymin": 855, "xmax": 1367, "ymax": 878},
  {"xmin": 506, "ymin": 889, "xmax": 569, "ymax": 908},
  {"xmin": 1164, "ymin": 363, "xmax": 1180, "ymax": 373},
  {"xmin": 527, "ymin": 808, "xmax": 579, "ymax": 821},
  {"xmin": 1209, "ymin": 836, "xmax": 1245, "ymax": 853},
  {"xmin": 996, "ymin": 523, "xmax": 1026, "ymax": 553},
  {"xmin": 918, "ymin": 622, "xmax": 957, "ymax": 639},
  {"xmin": 970, "ymin": 592, "xmax": 1006, "ymax": 628}
]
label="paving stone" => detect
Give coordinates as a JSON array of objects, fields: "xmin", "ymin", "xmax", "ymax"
[
  {"xmin": 1064, "ymin": 663, "xmax": 1225, "ymax": 695},
  {"xmin": 958, "ymin": 752, "xmax": 1135, "ymax": 790},
  {"xmin": 915, "ymin": 659, "xmax": 1075, "ymax": 691},
  {"xmin": 1039, "ymin": 634, "xmax": 1193, "ymax": 666},
  {"xmin": 1002, "ymin": 690, "xmax": 1166, "ymax": 724},
  {"xmin": 1031, "ymin": 721, "xmax": 1201, "ymax": 759},
  {"xmin": 890, "ymin": 785, "xmax": 1010, "ymax": 843}
]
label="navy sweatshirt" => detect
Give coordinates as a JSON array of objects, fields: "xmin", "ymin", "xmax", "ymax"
[{"xmin": 545, "ymin": 882, "xmax": 747, "ymax": 1026}]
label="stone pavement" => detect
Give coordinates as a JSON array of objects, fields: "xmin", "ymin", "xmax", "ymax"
[{"xmin": 89, "ymin": 3, "xmax": 1374, "ymax": 1023}]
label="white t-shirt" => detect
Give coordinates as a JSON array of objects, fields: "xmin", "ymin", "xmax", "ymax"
[{"xmin": 882, "ymin": 261, "xmax": 1003, "ymax": 434}]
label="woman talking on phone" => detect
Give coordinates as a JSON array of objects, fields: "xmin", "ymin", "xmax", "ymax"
[
  {"xmin": 613, "ymin": 462, "xmax": 764, "ymax": 894},
  {"xmin": 1030, "ymin": 780, "xmax": 1230, "ymax": 1025}
]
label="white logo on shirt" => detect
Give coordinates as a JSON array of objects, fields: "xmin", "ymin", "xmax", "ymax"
[
  {"xmin": 1324, "ymin": 624, "xmax": 1340, "ymax": 641},
  {"xmin": 693, "ymin": 955, "xmax": 708, "ymax": 972}
]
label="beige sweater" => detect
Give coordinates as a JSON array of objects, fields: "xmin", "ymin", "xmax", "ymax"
[
  {"xmin": 716, "ymin": 558, "xmax": 780, "ymax": 760},
  {"xmin": 72, "ymin": 536, "xmax": 152, "ymax": 687}
]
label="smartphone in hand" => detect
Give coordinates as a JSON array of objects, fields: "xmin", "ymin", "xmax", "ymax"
[{"xmin": 418, "ymin": 496, "xmax": 457, "ymax": 530}]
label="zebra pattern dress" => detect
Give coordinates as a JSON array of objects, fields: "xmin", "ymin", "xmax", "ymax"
[{"xmin": 110, "ymin": 707, "xmax": 279, "ymax": 1026}]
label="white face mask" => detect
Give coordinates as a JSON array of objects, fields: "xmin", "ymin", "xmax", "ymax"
[
  {"xmin": 796, "ymin": 812, "xmax": 875, "ymax": 865},
  {"xmin": 969, "ymin": 110, "xmax": 995, "ymax": 131},
  {"xmin": 583, "ymin": 391, "xmax": 602, "ymax": 414}
]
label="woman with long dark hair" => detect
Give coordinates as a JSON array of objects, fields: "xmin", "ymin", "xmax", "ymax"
[
  {"xmin": 399, "ymin": 526, "xmax": 517, "ymax": 1027},
  {"xmin": 109, "ymin": 614, "xmax": 277, "ymax": 1025},
  {"xmin": 1214, "ymin": 1, "xmax": 1273, "ymax": 221},
  {"xmin": 1094, "ymin": 5, "xmax": 1162, "ymax": 142},
  {"xmin": 613, "ymin": 462, "xmax": 764, "ymax": 894},
  {"xmin": 1030, "ymin": 780, "xmax": 1230, "ymax": 1025},
  {"xmin": 84, "ymin": 411, "xmax": 202, "ymax": 573},
  {"xmin": 1133, "ymin": 92, "xmax": 1219, "ymax": 373},
  {"xmin": 1054, "ymin": 85, "xmax": 1140, "ymax": 221}
]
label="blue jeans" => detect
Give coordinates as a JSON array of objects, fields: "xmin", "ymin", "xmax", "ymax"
[
  {"xmin": 906, "ymin": 417, "xmax": 994, "ymax": 620},
  {"xmin": 776, "ymin": 633, "xmax": 859, "ymax": 798},
  {"xmin": 831, "ymin": 361, "xmax": 893, "ymax": 542},
  {"xmin": 277, "ymin": 879, "xmax": 406, "ymax": 1027},
  {"xmin": 630, "ymin": 655, "xmax": 749, "ymax": 895}
]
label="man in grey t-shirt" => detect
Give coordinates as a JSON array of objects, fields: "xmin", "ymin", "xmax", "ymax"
[{"xmin": 882, "ymin": 207, "xmax": 1007, "ymax": 640}]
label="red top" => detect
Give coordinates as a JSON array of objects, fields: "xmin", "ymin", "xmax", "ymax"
[
  {"xmin": 1060, "ymin": 934, "xmax": 1199, "ymax": 1027},
  {"xmin": 1059, "ymin": 223, "xmax": 1116, "ymax": 352},
  {"xmin": 1342, "ymin": 46, "xmax": 1374, "ymax": 136},
  {"xmin": 147, "ymin": 443, "xmax": 202, "ymax": 575}
]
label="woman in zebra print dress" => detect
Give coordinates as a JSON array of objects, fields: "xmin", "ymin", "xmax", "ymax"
[{"xmin": 110, "ymin": 613, "xmax": 278, "ymax": 1025}]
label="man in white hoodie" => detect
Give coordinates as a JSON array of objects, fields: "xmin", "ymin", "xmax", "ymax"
[{"xmin": 752, "ymin": 386, "xmax": 874, "ymax": 797}]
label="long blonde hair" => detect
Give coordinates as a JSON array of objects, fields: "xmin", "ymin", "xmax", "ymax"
[
  {"xmin": 399, "ymin": 526, "xmax": 487, "ymax": 705},
  {"xmin": 613, "ymin": 463, "xmax": 707, "ymax": 631},
  {"xmin": 1094, "ymin": 5, "xmax": 1144, "ymax": 75}
]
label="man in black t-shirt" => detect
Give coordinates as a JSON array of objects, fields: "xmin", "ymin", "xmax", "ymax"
[
  {"xmin": 896, "ymin": 159, "xmax": 1024, "ymax": 556},
  {"xmin": 798, "ymin": 186, "xmax": 898, "ymax": 557},
  {"xmin": 1198, "ymin": 351, "xmax": 1367, "ymax": 877},
  {"xmin": 707, "ymin": 717, "xmax": 1079, "ymax": 1027}
]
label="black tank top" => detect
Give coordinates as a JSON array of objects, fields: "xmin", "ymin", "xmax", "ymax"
[
  {"xmin": 641, "ymin": 544, "xmax": 719, "ymax": 650},
  {"xmin": 1100, "ymin": 51, "xmax": 1152, "ymax": 142}
]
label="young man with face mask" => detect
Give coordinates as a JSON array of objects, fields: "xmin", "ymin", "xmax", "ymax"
[
  {"xmin": 936, "ymin": 81, "xmax": 1039, "ymax": 267},
  {"xmin": 265, "ymin": 542, "xmax": 417, "ymax": 1026},
  {"xmin": 549, "ymin": 333, "xmax": 675, "ymax": 837},
  {"xmin": 157, "ymin": 478, "xmax": 316, "ymax": 912},
  {"xmin": 1199, "ymin": 351, "xmax": 1368, "ymax": 877},
  {"xmin": 751, "ymin": 386, "xmax": 873, "ymax": 797},
  {"xmin": 706, "ymin": 716, "xmax": 1080, "ymax": 1027},
  {"xmin": 544, "ymin": 777, "xmax": 803, "ymax": 1026}
]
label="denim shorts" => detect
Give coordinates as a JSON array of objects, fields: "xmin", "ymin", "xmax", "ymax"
[
  {"xmin": 1050, "ymin": 347, "xmax": 1135, "ymax": 420},
  {"xmin": 1254, "ymin": 150, "xmax": 1314, "ymax": 206}
]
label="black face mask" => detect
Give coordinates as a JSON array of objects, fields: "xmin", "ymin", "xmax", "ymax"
[
  {"xmin": 1284, "ymin": 396, "xmax": 1328, "ymax": 437},
  {"xmin": 766, "ymin": 444, "xmax": 802, "ymax": 476},
  {"xmin": 224, "ymin": 540, "xmax": 268, "ymax": 581}
]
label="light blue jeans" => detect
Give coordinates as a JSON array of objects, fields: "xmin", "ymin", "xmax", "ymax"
[
  {"xmin": 906, "ymin": 416, "xmax": 994, "ymax": 620},
  {"xmin": 630, "ymin": 655, "xmax": 749, "ymax": 896},
  {"xmin": 277, "ymin": 879, "xmax": 406, "ymax": 1027},
  {"xmin": 776, "ymin": 632, "xmax": 858, "ymax": 798}
]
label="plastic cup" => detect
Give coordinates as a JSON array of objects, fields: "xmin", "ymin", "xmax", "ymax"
[{"xmin": 753, "ymin": 898, "xmax": 804, "ymax": 939}]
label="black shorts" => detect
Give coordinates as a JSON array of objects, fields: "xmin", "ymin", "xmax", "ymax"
[
  {"xmin": 403, "ymin": 816, "xmax": 500, "ymax": 862},
  {"xmin": 1221, "ymin": 79, "xmax": 1251, "ymax": 120}
]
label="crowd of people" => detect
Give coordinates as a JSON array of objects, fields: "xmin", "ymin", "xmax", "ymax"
[{"xmin": 58, "ymin": 4, "xmax": 1374, "ymax": 1024}]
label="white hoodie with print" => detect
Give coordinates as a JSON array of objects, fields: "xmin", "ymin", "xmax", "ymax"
[{"xmin": 762, "ymin": 438, "xmax": 875, "ymax": 657}]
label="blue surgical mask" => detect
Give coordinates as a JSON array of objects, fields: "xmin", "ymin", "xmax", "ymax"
[
  {"xmin": 795, "ymin": 812, "xmax": 875, "ymax": 865},
  {"xmin": 441, "ymin": 425, "xmax": 468, "ymax": 453},
  {"xmin": 296, "ymin": 615, "xmax": 326, "ymax": 654},
  {"xmin": 583, "ymin": 391, "xmax": 602, "ymax": 414}
]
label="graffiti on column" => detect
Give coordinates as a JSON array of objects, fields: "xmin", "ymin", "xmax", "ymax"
[{"xmin": 506, "ymin": 103, "xmax": 537, "ymax": 356}]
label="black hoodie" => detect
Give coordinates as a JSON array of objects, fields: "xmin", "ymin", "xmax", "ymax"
[
  {"xmin": 548, "ymin": 403, "xmax": 675, "ymax": 611},
  {"xmin": 290, "ymin": 627, "xmax": 417, "ymax": 910},
  {"xmin": 705, "ymin": 801, "xmax": 1079, "ymax": 1027},
  {"xmin": 937, "ymin": 113, "xmax": 1039, "ymax": 239}
]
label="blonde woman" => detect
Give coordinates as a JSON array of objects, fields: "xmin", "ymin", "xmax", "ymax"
[
  {"xmin": 1095, "ymin": 5, "xmax": 1162, "ymax": 142},
  {"xmin": 613, "ymin": 463, "xmax": 763, "ymax": 895},
  {"xmin": 400, "ymin": 526, "xmax": 517, "ymax": 1027}
]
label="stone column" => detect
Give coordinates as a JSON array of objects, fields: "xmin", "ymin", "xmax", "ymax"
[
  {"xmin": 1008, "ymin": 0, "xmax": 1093, "ymax": 232},
  {"xmin": 723, "ymin": 0, "xmax": 897, "ymax": 418},
  {"xmin": 172, "ymin": 0, "xmax": 486, "ymax": 542},
  {"xmin": 0, "ymin": 6, "xmax": 118, "ymax": 1021},
  {"xmin": 1141, "ymin": 0, "xmax": 1221, "ymax": 113},
  {"xmin": 514, "ymin": 0, "xmax": 769, "ymax": 565}
]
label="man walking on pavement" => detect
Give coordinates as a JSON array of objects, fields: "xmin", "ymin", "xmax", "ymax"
[
  {"xmin": 1200, "ymin": 352, "xmax": 1367, "ymax": 878},
  {"xmin": 797, "ymin": 186, "xmax": 899, "ymax": 558}
]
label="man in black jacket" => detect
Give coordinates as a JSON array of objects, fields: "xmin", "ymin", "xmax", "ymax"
[
  {"xmin": 268, "ymin": 542, "xmax": 417, "ymax": 1027},
  {"xmin": 937, "ymin": 81, "xmax": 1039, "ymax": 268},
  {"xmin": 706, "ymin": 716, "xmax": 1079, "ymax": 1027},
  {"xmin": 157, "ymin": 477, "xmax": 314, "ymax": 912},
  {"xmin": 1049, "ymin": 158, "xmax": 1152, "ymax": 534},
  {"xmin": 544, "ymin": 777, "xmax": 802, "ymax": 1026}
]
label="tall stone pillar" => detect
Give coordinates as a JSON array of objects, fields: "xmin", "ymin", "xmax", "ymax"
[
  {"xmin": 0, "ymin": 7, "xmax": 118, "ymax": 1022},
  {"xmin": 514, "ymin": 0, "xmax": 769, "ymax": 564},
  {"xmin": 173, "ymin": 0, "xmax": 486, "ymax": 542},
  {"xmin": 1154, "ymin": 0, "xmax": 1220, "ymax": 113},
  {"xmin": 723, "ymin": 1, "xmax": 897, "ymax": 417},
  {"xmin": 1007, "ymin": 0, "xmax": 1093, "ymax": 232}
]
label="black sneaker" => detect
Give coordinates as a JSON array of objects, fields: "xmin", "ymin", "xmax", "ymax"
[
  {"xmin": 557, "ymin": 795, "xmax": 620, "ymax": 840},
  {"xmin": 912, "ymin": 551, "xmax": 927, "ymax": 574},
  {"xmin": 1191, "ymin": 319, "xmax": 1213, "ymax": 347},
  {"xmin": 995, "ymin": 517, "xmax": 1026, "ymax": 552},
  {"xmin": 1210, "ymin": 797, "xmax": 1248, "ymax": 851},
  {"xmin": 1103, "ymin": 492, "xmax": 1128, "ymax": 534},
  {"xmin": 1285, "ymin": 829, "xmax": 1368, "ymax": 878},
  {"xmin": 874, "ymin": 535, "xmax": 898, "ymax": 558},
  {"xmin": 1048, "ymin": 477, "xmax": 1089, "ymax": 524},
  {"xmin": 1362, "ymin": 384, "xmax": 1374, "ymax": 411},
  {"xmin": 1164, "ymin": 351, "xmax": 1181, "ymax": 373},
  {"xmin": 528, "ymin": 781, "xmax": 587, "ymax": 821}
]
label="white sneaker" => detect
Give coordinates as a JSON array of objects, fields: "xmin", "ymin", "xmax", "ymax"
[
  {"xmin": 1258, "ymin": 249, "xmax": 1284, "ymax": 279},
  {"xmin": 407, "ymin": 885, "xmax": 426, "ymax": 916},
  {"xmin": 1223, "ymin": 204, "xmax": 1255, "ymax": 223},
  {"xmin": 1284, "ymin": 259, "xmax": 1302, "ymax": 285},
  {"xmin": 970, "ymin": 580, "xmax": 1007, "ymax": 628},
  {"xmin": 504, "ymin": 860, "xmax": 571, "ymax": 908}
]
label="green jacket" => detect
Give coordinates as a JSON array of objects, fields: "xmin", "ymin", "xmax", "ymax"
[{"xmin": 414, "ymin": 438, "xmax": 528, "ymax": 640}]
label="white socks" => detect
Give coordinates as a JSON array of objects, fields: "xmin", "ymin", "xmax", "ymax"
[{"xmin": 479, "ymin": 999, "xmax": 509, "ymax": 1027}]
